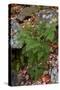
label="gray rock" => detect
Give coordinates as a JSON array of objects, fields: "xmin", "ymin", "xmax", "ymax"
[
  {"xmin": 49, "ymin": 65, "xmax": 58, "ymax": 83},
  {"xmin": 10, "ymin": 19, "xmax": 22, "ymax": 48},
  {"xmin": 11, "ymin": 19, "xmax": 20, "ymax": 32},
  {"xmin": 48, "ymin": 52, "xmax": 58, "ymax": 83},
  {"xmin": 37, "ymin": 9, "xmax": 58, "ymax": 23},
  {"xmin": 17, "ymin": 14, "xmax": 25, "ymax": 21}
]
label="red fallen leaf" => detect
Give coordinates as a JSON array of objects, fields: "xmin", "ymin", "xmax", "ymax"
[
  {"xmin": 18, "ymin": 68, "xmax": 27, "ymax": 77},
  {"xmin": 41, "ymin": 74, "xmax": 51, "ymax": 84},
  {"xmin": 49, "ymin": 42, "xmax": 58, "ymax": 49},
  {"xmin": 51, "ymin": 44, "xmax": 58, "ymax": 49},
  {"xmin": 31, "ymin": 15, "xmax": 36, "ymax": 22},
  {"xmin": 22, "ymin": 69, "xmax": 27, "ymax": 75}
]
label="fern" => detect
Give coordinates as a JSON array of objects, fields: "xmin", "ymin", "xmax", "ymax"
[{"xmin": 17, "ymin": 21, "xmax": 57, "ymax": 81}]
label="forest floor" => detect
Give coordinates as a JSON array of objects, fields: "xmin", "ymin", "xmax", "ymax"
[{"xmin": 9, "ymin": 4, "xmax": 58, "ymax": 85}]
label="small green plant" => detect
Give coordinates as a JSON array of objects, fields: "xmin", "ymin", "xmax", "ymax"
[{"xmin": 17, "ymin": 21, "xmax": 57, "ymax": 81}]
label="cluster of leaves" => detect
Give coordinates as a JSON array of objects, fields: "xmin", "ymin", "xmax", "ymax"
[{"xmin": 16, "ymin": 21, "xmax": 57, "ymax": 81}]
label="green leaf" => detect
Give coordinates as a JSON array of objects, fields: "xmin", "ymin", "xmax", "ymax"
[{"xmin": 46, "ymin": 30, "xmax": 54, "ymax": 41}]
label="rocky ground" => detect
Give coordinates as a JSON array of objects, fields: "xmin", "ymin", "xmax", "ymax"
[{"xmin": 9, "ymin": 4, "xmax": 58, "ymax": 85}]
